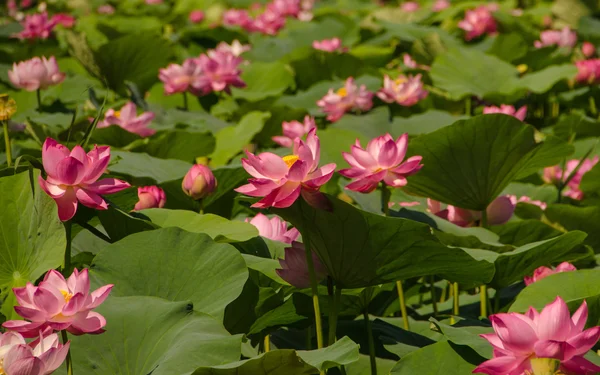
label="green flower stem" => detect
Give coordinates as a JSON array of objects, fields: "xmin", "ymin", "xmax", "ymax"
[
  {"xmin": 64, "ymin": 221, "xmax": 72, "ymax": 273},
  {"xmin": 480, "ymin": 285, "xmax": 488, "ymax": 318},
  {"xmin": 264, "ymin": 335, "xmax": 270, "ymax": 352},
  {"xmin": 61, "ymin": 330, "xmax": 73, "ymax": 375},
  {"xmin": 302, "ymin": 229, "xmax": 324, "ymax": 351},
  {"xmin": 396, "ymin": 280, "xmax": 410, "ymax": 330},
  {"xmin": 363, "ymin": 307, "xmax": 377, "ymax": 375},
  {"xmin": 451, "ymin": 282, "xmax": 459, "ymax": 324},
  {"xmin": 36, "ymin": 89, "xmax": 42, "ymax": 112},
  {"xmin": 3, "ymin": 120, "xmax": 11, "ymax": 167},
  {"xmin": 327, "ymin": 277, "xmax": 341, "ymax": 346},
  {"xmin": 182, "ymin": 91, "xmax": 189, "ymax": 111}
]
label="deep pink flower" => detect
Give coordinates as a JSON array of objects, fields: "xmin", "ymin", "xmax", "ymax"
[
  {"xmin": 317, "ymin": 77, "xmax": 374, "ymax": 122},
  {"xmin": 401, "ymin": 1, "xmax": 420, "ymax": 12},
  {"xmin": 312, "ymin": 37, "xmax": 347, "ymax": 53},
  {"xmin": 272, "ymin": 115, "xmax": 317, "ymax": 148},
  {"xmin": 534, "ymin": 27, "xmax": 577, "ymax": 49},
  {"xmin": 189, "ymin": 10, "xmax": 205, "ymax": 23},
  {"xmin": 182, "ymin": 164, "xmax": 217, "ymax": 200},
  {"xmin": 236, "ymin": 128, "xmax": 336, "ymax": 209},
  {"xmin": 4, "ymin": 269, "xmax": 113, "ymax": 337},
  {"xmin": 507, "ymin": 195, "xmax": 547, "ymax": 210},
  {"xmin": 159, "ymin": 58, "xmax": 203, "ymax": 95},
  {"xmin": 38, "ymin": 138, "xmax": 130, "ymax": 221},
  {"xmin": 267, "ymin": 0, "xmax": 301, "ymax": 17},
  {"xmin": 246, "ymin": 213, "xmax": 300, "ymax": 244},
  {"xmin": 428, "ymin": 196, "xmax": 515, "ymax": 227},
  {"xmin": 191, "ymin": 51, "xmax": 246, "ymax": 95},
  {"xmin": 8, "ymin": 56, "xmax": 65, "ymax": 91},
  {"xmin": 339, "ymin": 133, "xmax": 423, "ymax": 193},
  {"xmin": 543, "ymin": 157, "xmax": 599, "ymax": 200},
  {"xmin": 458, "ymin": 6, "xmax": 497, "ymax": 41},
  {"xmin": 575, "ymin": 59, "xmax": 600, "ymax": 84},
  {"xmin": 483, "ymin": 105, "xmax": 527, "ymax": 121},
  {"xmin": 248, "ymin": 9, "xmax": 286, "ymax": 35},
  {"xmin": 0, "ymin": 331, "xmax": 69, "ymax": 375},
  {"xmin": 432, "ymin": 0, "xmax": 450, "ymax": 11},
  {"xmin": 97, "ymin": 4, "xmax": 116, "ymax": 14},
  {"xmin": 473, "ymin": 297, "xmax": 600, "ymax": 375},
  {"xmin": 134, "ymin": 186, "xmax": 166, "ymax": 211},
  {"xmin": 98, "ymin": 102, "xmax": 156, "ymax": 137},
  {"xmin": 15, "ymin": 12, "xmax": 56, "ymax": 40},
  {"xmin": 213, "ymin": 40, "xmax": 251, "ymax": 57},
  {"xmin": 223, "ymin": 9, "xmax": 253, "ymax": 27},
  {"xmin": 377, "ymin": 74, "xmax": 429, "ymax": 106},
  {"xmin": 51, "ymin": 14, "xmax": 76, "ymax": 28},
  {"xmin": 524, "ymin": 262, "xmax": 577, "ymax": 286},
  {"xmin": 582, "ymin": 42, "xmax": 596, "ymax": 57},
  {"xmin": 276, "ymin": 242, "xmax": 327, "ymax": 288}
]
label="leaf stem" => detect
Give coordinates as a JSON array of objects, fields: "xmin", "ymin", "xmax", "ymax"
[
  {"xmin": 302, "ymin": 229, "xmax": 325, "ymax": 351},
  {"xmin": 76, "ymin": 220, "xmax": 113, "ymax": 243},
  {"xmin": 480, "ymin": 285, "xmax": 488, "ymax": 318},
  {"xmin": 465, "ymin": 97, "xmax": 471, "ymax": 116},
  {"xmin": 451, "ymin": 282, "xmax": 459, "ymax": 324},
  {"xmin": 396, "ymin": 280, "xmax": 410, "ymax": 330},
  {"xmin": 36, "ymin": 89, "xmax": 42, "ymax": 112},
  {"xmin": 3, "ymin": 120, "xmax": 11, "ymax": 167},
  {"xmin": 363, "ymin": 307, "xmax": 377, "ymax": 375},
  {"xmin": 61, "ymin": 330, "xmax": 73, "ymax": 375},
  {"xmin": 327, "ymin": 277, "xmax": 341, "ymax": 346},
  {"xmin": 264, "ymin": 335, "xmax": 270, "ymax": 352},
  {"xmin": 64, "ymin": 221, "xmax": 72, "ymax": 274}
]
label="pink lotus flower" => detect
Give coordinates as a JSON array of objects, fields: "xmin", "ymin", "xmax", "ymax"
[
  {"xmin": 458, "ymin": 6, "xmax": 497, "ymax": 41},
  {"xmin": 191, "ymin": 50, "xmax": 246, "ymax": 95},
  {"xmin": 401, "ymin": 1, "xmax": 420, "ymax": 12},
  {"xmin": 38, "ymin": 138, "xmax": 130, "ymax": 221},
  {"xmin": 483, "ymin": 105, "xmax": 527, "ymax": 121},
  {"xmin": 182, "ymin": 164, "xmax": 217, "ymax": 200},
  {"xmin": 146, "ymin": 0, "xmax": 163, "ymax": 4},
  {"xmin": 189, "ymin": 10, "xmax": 205, "ymax": 23},
  {"xmin": 248, "ymin": 9, "xmax": 286, "ymax": 35},
  {"xmin": 8, "ymin": 56, "xmax": 65, "ymax": 91},
  {"xmin": 507, "ymin": 195, "xmax": 547, "ymax": 210},
  {"xmin": 276, "ymin": 242, "xmax": 327, "ymax": 288},
  {"xmin": 524, "ymin": 262, "xmax": 577, "ymax": 286},
  {"xmin": 402, "ymin": 54, "xmax": 429, "ymax": 70},
  {"xmin": 159, "ymin": 59, "xmax": 203, "ymax": 95},
  {"xmin": 543, "ymin": 157, "xmax": 599, "ymax": 200},
  {"xmin": 246, "ymin": 213, "xmax": 300, "ymax": 244},
  {"xmin": 317, "ymin": 77, "xmax": 374, "ymax": 122},
  {"xmin": 0, "ymin": 331, "xmax": 69, "ymax": 375},
  {"xmin": 272, "ymin": 115, "xmax": 317, "ymax": 148},
  {"xmin": 473, "ymin": 297, "xmax": 600, "ymax": 375},
  {"xmin": 223, "ymin": 9, "xmax": 252, "ymax": 27},
  {"xmin": 213, "ymin": 40, "xmax": 251, "ymax": 57},
  {"xmin": 236, "ymin": 128, "xmax": 336, "ymax": 209},
  {"xmin": 428, "ymin": 196, "xmax": 515, "ymax": 227},
  {"xmin": 134, "ymin": 186, "xmax": 166, "ymax": 211},
  {"xmin": 432, "ymin": 0, "xmax": 450, "ymax": 11},
  {"xmin": 51, "ymin": 14, "xmax": 76, "ymax": 28},
  {"xmin": 97, "ymin": 4, "xmax": 116, "ymax": 14},
  {"xmin": 575, "ymin": 59, "xmax": 600, "ymax": 84},
  {"xmin": 15, "ymin": 11, "xmax": 55, "ymax": 40},
  {"xmin": 377, "ymin": 74, "xmax": 429, "ymax": 106},
  {"xmin": 582, "ymin": 42, "xmax": 596, "ymax": 57},
  {"xmin": 312, "ymin": 37, "xmax": 347, "ymax": 53},
  {"xmin": 339, "ymin": 133, "xmax": 423, "ymax": 193},
  {"xmin": 98, "ymin": 102, "xmax": 156, "ymax": 137},
  {"xmin": 267, "ymin": 0, "xmax": 301, "ymax": 17},
  {"xmin": 534, "ymin": 27, "xmax": 577, "ymax": 49},
  {"xmin": 4, "ymin": 268, "xmax": 113, "ymax": 337}
]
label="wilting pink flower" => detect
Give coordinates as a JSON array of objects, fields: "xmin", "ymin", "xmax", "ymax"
[
  {"xmin": 524, "ymin": 262, "xmax": 577, "ymax": 286},
  {"xmin": 377, "ymin": 74, "xmax": 429, "ymax": 106},
  {"xmin": 236, "ymin": 129, "xmax": 336, "ymax": 209},
  {"xmin": 98, "ymin": 102, "xmax": 156, "ymax": 137},
  {"xmin": 575, "ymin": 59, "xmax": 600, "ymax": 84},
  {"xmin": 543, "ymin": 157, "xmax": 599, "ymax": 200},
  {"xmin": 0, "ymin": 331, "xmax": 69, "ymax": 375},
  {"xmin": 582, "ymin": 42, "xmax": 596, "ymax": 57},
  {"xmin": 317, "ymin": 77, "xmax": 373, "ymax": 122},
  {"xmin": 4, "ymin": 268, "xmax": 113, "ymax": 337},
  {"xmin": 159, "ymin": 59, "xmax": 202, "ymax": 95},
  {"xmin": 97, "ymin": 4, "xmax": 115, "ymax": 14},
  {"xmin": 458, "ymin": 6, "xmax": 497, "ymax": 41},
  {"xmin": 246, "ymin": 213, "xmax": 300, "ymax": 244},
  {"xmin": 276, "ymin": 242, "xmax": 327, "ymax": 288},
  {"xmin": 428, "ymin": 196, "xmax": 515, "ymax": 227},
  {"xmin": 223, "ymin": 9, "xmax": 252, "ymax": 27},
  {"xmin": 401, "ymin": 1, "xmax": 420, "ymax": 12},
  {"xmin": 15, "ymin": 11, "xmax": 56, "ymax": 40},
  {"xmin": 191, "ymin": 51, "xmax": 246, "ymax": 95},
  {"xmin": 248, "ymin": 9, "xmax": 286, "ymax": 35},
  {"xmin": 38, "ymin": 138, "xmax": 130, "ymax": 221},
  {"xmin": 432, "ymin": 0, "xmax": 450, "ymax": 11},
  {"xmin": 273, "ymin": 116, "xmax": 317, "ymax": 148},
  {"xmin": 508, "ymin": 195, "xmax": 547, "ymax": 210},
  {"xmin": 213, "ymin": 40, "xmax": 251, "ymax": 57},
  {"xmin": 483, "ymin": 105, "xmax": 527, "ymax": 121},
  {"xmin": 189, "ymin": 10, "xmax": 205, "ymax": 23},
  {"xmin": 534, "ymin": 27, "xmax": 577, "ymax": 49},
  {"xmin": 51, "ymin": 13, "xmax": 76, "ymax": 28},
  {"xmin": 339, "ymin": 133, "xmax": 423, "ymax": 193},
  {"xmin": 312, "ymin": 37, "xmax": 347, "ymax": 53},
  {"xmin": 8, "ymin": 56, "xmax": 65, "ymax": 91},
  {"xmin": 134, "ymin": 186, "xmax": 166, "ymax": 211},
  {"xmin": 182, "ymin": 164, "xmax": 217, "ymax": 200},
  {"xmin": 473, "ymin": 297, "xmax": 600, "ymax": 375}
]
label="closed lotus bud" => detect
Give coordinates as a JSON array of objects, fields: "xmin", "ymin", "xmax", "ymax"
[
  {"xmin": 182, "ymin": 164, "xmax": 217, "ymax": 199},
  {"xmin": 134, "ymin": 186, "xmax": 166, "ymax": 211}
]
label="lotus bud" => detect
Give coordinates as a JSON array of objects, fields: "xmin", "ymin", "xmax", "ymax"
[{"xmin": 182, "ymin": 164, "xmax": 217, "ymax": 200}]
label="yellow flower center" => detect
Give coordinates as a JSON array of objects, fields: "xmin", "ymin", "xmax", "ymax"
[
  {"xmin": 282, "ymin": 155, "xmax": 300, "ymax": 168},
  {"xmin": 0, "ymin": 94, "xmax": 17, "ymax": 121},
  {"xmin": 517, "ymin": 64, "xmax": 528, "ymax": 73},
  {"xmin": 61, "ymin": 290, "xmax": 74, "ymax": 303},
  {"xmin": 336, "ymin": 87, "xmax": 347, "ymax": 97},
  {"xmin": 0, "ymin": 358, "xmax": 5, "ymax": 375},
  {"xmin": 114, "ymin": 110, "xmax": 121, "ymax": 118},
  {"xmin": 394, "ymin": 77, "xmax": 407, "ymax": 85}
]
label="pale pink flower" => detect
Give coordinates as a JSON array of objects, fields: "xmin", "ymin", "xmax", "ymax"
[
  {"xmin": 524, "ymin": 262, "xmax": 577, "ymax": 286},
  {"xmin": 534, "ymin": 27, "xmax": 577, "ymax": 49},
  {"xmin": 432, "ymin": 0, "xmax": 450, "ymax": 11},
  {"xmin": 97, "ymin": 4, "xmax": 116, "ymax": 14},
  {"xmin": 428, "ymin": 196, "xmax": 515, "ymax": 227},
  {"xmin": 134, "ymin": 186, "xmax": 166, "ymax": 211},
  {"xmin": 575, "ymin": 59, "xmax": 600, "ymax": 84},
  {"xmin": 213, "ymin": 40, "xmax": 251, "ymax": 57},
  {"xmin": 15, "ymin": 11, "xmax": 55, "ymax": 40},
  {"xmin": 248, "ymin": 9, "xmax": 286, "ymax": 35},
  {"xmin": 51, "ymin": 13, "xmax": 76, "ymax": 28},
  {"xmin": 246, "ymin": 213, "xmax": 300, "ymax": 244},
  {"xmin": 9, "ymin": 56, "xmax": 65, "ymax": 91},
  {"xmin": 402, "ymin": 54, "xmax": 430, "ymax": 70},
  {"xmin": 189, "ymin": 10, "xmax": 205, "ymax": 23},
  {"xmin": 483, "ymin": 104, "xmax": 527, "ymax": 121},
  {"xmin": 473, "ymin": 297, "xmax": 600, "ymax": 375},
  {"xmin": 191, "ymin": 51, "xmax": 246, "ymax": 95},
  {"xmin": 458, "ymin": 6, "xmax": 497, "ymax": 41},
  {"xmin": 267, "ymin": 0, "xmax": 301, "ymax": 17},
  {"xmin": 401, "ymin": 1, "xmax": 420, "ymax": 12},
  {"xmin": 236, "ymin": 129, "xmax": 336, "ymax": 209},
  {"xmin": 145, "ymin": 0, "xmax": 163, "ymax": 4},
  {"xmin": 223, "ymin": 9, "xmax": 252, "ymax": 27},
  {"xmin": 507, "ymin": 195, "xmax": 547, "ymax": 210},
  {"xmin": 312, "ymin": 37, "xmax": 347, "ymax": 53},
  {"xmin": 272, "ymin": 116, "xmax": 316, "ymax": 148},
  {"xmin": 4, "ymin": 268, "xmax": 113, "ymax": 337},
  {"xmin": 98, "ymin": 102, "xmax": 156, "ymax": 137},
  {"xmin": 339, "ymin": 133, "xmax": 423, "ymax": 193},
  {"xmin": 377, "ymin": 74, "xmax": 429, "ymax": 106},
  {"xmin": 159, "ymin": 58, "xmax": 203, "ymax": 95},
  {"xmin": 582, "ymin": 42, "xmax": 596, "ymax": 57},
  {"xmin": 276, "ymin": 242, "xmax": 327, "ymax": 288},
  {"xmin": 0, "ymin": 331, "xmax": 69, "ymax": 375},
  {"xmin": 317, "ymin": 77, "xmax": 374, "ymax": 122},
  {"xmin": 543, "ymin": 157, "xmax": 599, "ymax": 200},
  {"xmin": 182, "ymin": 164, "xmax": 217, "ymax": 200},
  {"xmin": 38, "ymin": 138, "xmax": 130, "ymax": 221}
]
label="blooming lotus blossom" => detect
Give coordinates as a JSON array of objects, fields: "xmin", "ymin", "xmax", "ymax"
[
  {"xmin": 575, "ymin": 59, "xmax": 600, "ymax": 84},
  {"xmin": 483, "ymin": 105, "xmax": 527, "ymax": 121},
  {"xmin": 458, "ymin": 6, "xmax": 497, "ymax": 41},
  {"xmin": 8, "ymin": 56, "xmax": 65, "ymax": 91},
  {"xmin": 317, "ymin": 77, "xmax": 374, "ymax": 122},
  {"xmin": 473, "ymin": 297, "xmax": 600, "ymax": 375},
  {"xmin": 582, "ymin": 42, "xmax": 596, "ymax": 57},
  {"xmin": 213, "ymin": 40, "xmax": 251, "ymax": 57},
  {"xmin": 246, "ymin": 213, "xmax": 300, "ymax": 244},
  {"xmin": 432, "ymin": 0, "xmax": 450, "ymax": 11},
  {"xmin": 182, "ymin": 164, "xmax": 217, "ymax": 200},
  {"xmin": 97, "ymin": 4, "xmax": 116, "ymax": 14},
  {"xmin": 377, "ymin": 74, "xmax": 429, "ymax": 106},
  {"xmin": 543, "ymin": 157, "xmax": 599, "ymax": 200},
  {"xmin": 159, "ymin": 59, "xmax": 203, "ymax": 95},
  {"xmin": 267, "ymin": 0, "xmax": 301, "ymax": 17},
  {"xmin": 508, "ymin": 195, "xmax": 547, "ymax": 210},
  {"xmin": 189, "ymin": 10, "xmax": 205, "ymax": 23},
  {"xmin": 534, "ymin": 27, "xmax": 577, "ymax": 49},
  {"xmin": 236, "ymin": 128, "xmax": 336, "ymax": 209},
  {"xmin": 272, "ymin": 116, "xmax": 317, "ymax": 148},
  {"xmin": 524, "ymin": 262, "xmax": 577, "ymax": 286},
  {"xmin": 134, "ymin": 186, "xmax": 166, "ymax": 211},
  {"xmin": 276, "ymin": 242, "xmax": 327, "ymax": 288},
  {"xmin": 51, "ymin": 14, "xmax": 76, "ymax": 28},
  {"xmin": 428, "ymin": 196, "xmax": 515, "ymax": 227},
  {"xmin": 0, "ymin": 331, "xmax": 69, "ymax": 375},
  {"xmin": 223, "ymin": 9, "xmax": 252, "ymax": 27},
  {"xmin": 401, "ymin": 1, "xmax": 420, "ymax": 12},
  {"xmin": 4, "ymin": 268, "xmax": 113, "ymax": 337},
  {"xmin": 98, "ymin": 102, "xmax": 156, "ymax": 137},
  {"xmin": 38, "ymin": 138, "xmax": 130, "ymax": 221},
  {"xmin": 191, "ymin": 51, "xmax": 246, "ymax": 95},
  {"xmin": 248, "ymin": 9, "xmax": 286, "ymax": 35},
  {"xmin": 15, "ymin": 11, "xmax": 55, "ymax": 40},
  {"xmin": 313, "ymin": 37, "xmax": 347, "ymax": 53},
  {"xmin": 339, "ymin": 133, "xmax": 423, "ymax": 193}
]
